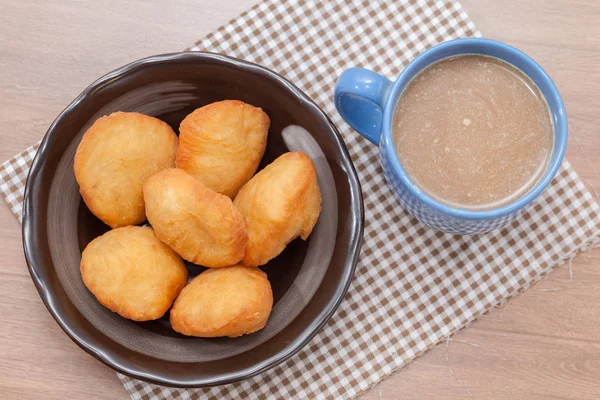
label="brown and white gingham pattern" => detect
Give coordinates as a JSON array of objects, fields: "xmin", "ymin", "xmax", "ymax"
[
  {"xmin": 2, "ymin": 1, "xmax": 599, "ymax": 399},
  {"xmin": 0, "ymin": 144, "xmax": 39, "ymax": 223}
]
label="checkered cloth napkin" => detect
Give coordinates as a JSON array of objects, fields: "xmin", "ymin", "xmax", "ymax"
[{"xmin": 2, "ymin": 0, "xmax": 600, "ymax": 399}]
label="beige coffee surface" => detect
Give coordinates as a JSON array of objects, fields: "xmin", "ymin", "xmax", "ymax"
[{"xmin": 393, "ymin": 55, "xmax": 553, "ymax": 210}]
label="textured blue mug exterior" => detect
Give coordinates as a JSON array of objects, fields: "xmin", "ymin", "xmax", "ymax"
[{"xmin": 334, "ymin": 38, "xmax": 568, "ymax": 235}]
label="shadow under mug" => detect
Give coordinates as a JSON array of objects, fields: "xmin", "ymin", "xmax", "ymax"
[{"xmin": 334, "ymin": 38, "xmax": 568, "ymax": 235}]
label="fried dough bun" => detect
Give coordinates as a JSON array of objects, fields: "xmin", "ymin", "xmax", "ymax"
[
  {"xmin": 143, "ymin": 168, "xmax": 248, "ymax": 268},
  {"xmin": 176, "ymin": 100, "xmax": 270, "ymax": 198},
  {"xmin": 170, "ymin": 265, "xmax": 273, "ymax": 337},
  {"xmin": 80, "ymin": 226, "xmax": 188, "ymax": 321},
  {"xmin": 233, "ymin": 152, "xmax": 322, "ymax": 267},
  {"xmin": 74, "ymin": 112, "xmax": 178, "ymax": 228}
]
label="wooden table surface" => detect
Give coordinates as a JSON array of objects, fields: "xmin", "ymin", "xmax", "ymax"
[{"xmin": 1, "ymin": 0, "xmax": 599, "ymax": 399}]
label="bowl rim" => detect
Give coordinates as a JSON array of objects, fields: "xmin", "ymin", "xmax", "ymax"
[{"xmin": 22, "ymin": 51, "xmax": 364, "ymax": 387}]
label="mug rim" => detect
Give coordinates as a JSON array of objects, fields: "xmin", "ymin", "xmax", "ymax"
[{"xmin": 380, "ymin": 38, "xmax": 568, "ymax": 220}]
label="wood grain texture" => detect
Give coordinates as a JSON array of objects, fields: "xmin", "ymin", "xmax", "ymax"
[{"xmin": 0, "ymin": 0, "xmax": 598, "ymax": 399}]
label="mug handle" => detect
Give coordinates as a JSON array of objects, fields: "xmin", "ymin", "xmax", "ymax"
[{"xmin": 334, "ymin": 68, "xmax": 393, "ymax": 145}]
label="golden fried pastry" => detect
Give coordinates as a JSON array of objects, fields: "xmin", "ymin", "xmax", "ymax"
[
  {"xmin": 80, "ymin": 226, "xmax": 188, "ymax": 321},
  {"xmin": 143, "ymin": 168, "xmax": 248, "ymax": 268},
  {"xmin": 176, "ymin": 100, "xmax": 270, "ymax": 198},
  {"xmin": 74, "ymin": 111, "xmax": 178, "ymax": 228},
  {"xmin": 234, "ymin": 152, "xmax": 322, "ymax": 267},
  {"xmin": 170, "ymin": 265, "xmax": 273, "ymax": 337}
]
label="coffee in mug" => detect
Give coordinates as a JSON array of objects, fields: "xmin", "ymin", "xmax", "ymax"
[{"xmin": 392, "ymin": 54, "xmax": 553, "ymax": 210}]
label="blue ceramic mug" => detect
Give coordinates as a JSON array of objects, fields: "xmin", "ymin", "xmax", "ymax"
[{"xmin": 334, "ymin": 38, "xmax": 568, "ymax": 235}]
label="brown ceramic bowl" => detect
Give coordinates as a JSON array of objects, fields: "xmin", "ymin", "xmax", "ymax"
[{"xmin": 22, "ymin": 52, "xmax": 363, "ymax": 387}]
